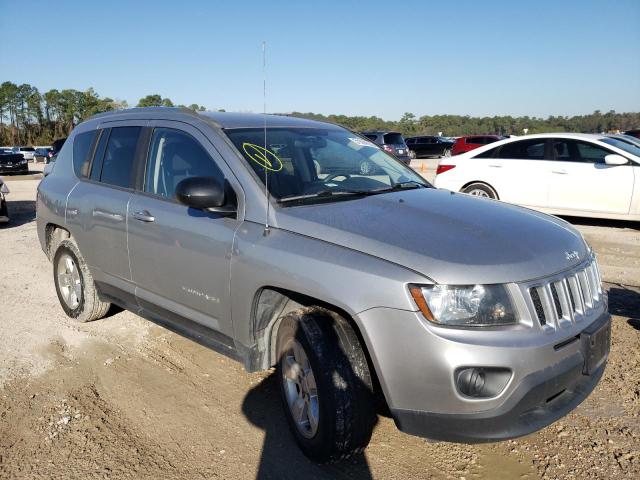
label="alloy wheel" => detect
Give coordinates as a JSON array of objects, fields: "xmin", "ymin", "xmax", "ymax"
[
  {"xmin": 57, "ymin": 253, "xmax": 82, "ymax": 309},
  {"xmin": 282, "ymin": 339, "xmax": 320, "ymax": 439}
]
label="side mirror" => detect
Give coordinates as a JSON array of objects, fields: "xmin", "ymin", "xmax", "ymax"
[
  {"xmin": 604, "ymin": 154, "xmax": 627, "ymax": 166},
  {"xmin": 175, "ymin": 176, "xmax": 236, "ymax": 214}
]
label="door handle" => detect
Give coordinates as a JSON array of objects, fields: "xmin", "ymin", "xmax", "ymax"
[
  {"xmin": 552, "ymin": 170, "xmax": 568, "ymax": 175},
  {"xmin": 92, "ymin": 209, "xmax": 124, "ymax": 221},
  {"xmin": 488, "ymin": 164, "xmax": 503, "ymax": 168},
  {"xmin": 132, "ymin": 210, "xmax": 155, "ymax": 222}
]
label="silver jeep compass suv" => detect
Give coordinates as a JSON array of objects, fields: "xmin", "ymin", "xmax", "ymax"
[{"xmin": 37, "ymin": 108, "xmax": 610, "ymax": 462}]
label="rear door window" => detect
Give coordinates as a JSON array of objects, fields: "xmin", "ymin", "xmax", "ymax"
[
  {"xmin": 72, "ymin": 130, "xmax": 98, "ymax": 178},
  {"xmin": 98, "ymin": 126, "xmax": 141, "ymax": 188},
  {"xmin": 364, "ymin": 134, "xmax": 378, "ymax": 142},
  {"xmin": 474, "ymin": 146, "xmax": 500, "ymax": 158},
  {"xmin": 498, "ymin": 140, "xmax": 547, "ymax": 160}
]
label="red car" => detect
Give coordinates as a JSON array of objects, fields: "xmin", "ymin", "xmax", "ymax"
[{"xmin": 451, "ymin": 135, "xmax": 503, "ymax": 155}]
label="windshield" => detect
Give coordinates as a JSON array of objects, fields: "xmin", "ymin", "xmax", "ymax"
[
  {"xmin": 602, "ymin": 137, "xmax": 640, "ymax": 158},
  {"xmin": 224, "ymin": 127, "xmax": 429, "ymax": 203}
]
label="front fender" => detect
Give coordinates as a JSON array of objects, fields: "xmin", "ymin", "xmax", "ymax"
[{"xmin": 230, "ymin": 221, "xmax": 429, "ymax": 351}]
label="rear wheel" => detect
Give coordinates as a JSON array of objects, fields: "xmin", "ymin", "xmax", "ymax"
[
  {"xmin": 53, "ymin": 239, "xmax": 110, "ymax": 322},
  {"xmin": 276, "ymin": 309, "xmax": 376, "ymax": 463},
  {"xmin": 462, "ymin": 182, "xmax": 498, "ymax": 199}
]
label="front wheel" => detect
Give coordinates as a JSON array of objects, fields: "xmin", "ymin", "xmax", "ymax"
[
  {"xmin": 276, "ymin": 309, "xmax": 376, "ymax": 463},
  {"xmin": 461, "ymin": 182, "xmax": 498, "ymax": 199}
]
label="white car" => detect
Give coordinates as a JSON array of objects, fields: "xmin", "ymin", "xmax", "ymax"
[
  {"xmin": 434, "ymin": 133, "xmax": 640, "ymax": 221},
  {"xmin": 12, "ymin": 146, "xmax": 36, "ymax": 161}
]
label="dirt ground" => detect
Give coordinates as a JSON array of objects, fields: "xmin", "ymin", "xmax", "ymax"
[{"xmin": 1, "ymin": 174, "xmax": 639, "ymax": 480}]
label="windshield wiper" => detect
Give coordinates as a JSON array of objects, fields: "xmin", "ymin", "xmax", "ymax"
[
  {"xmin": 278, "ymin": 189, "xmax": 370, "ymax": 204},
  {"xmin": 366, "ymin": 181, "xmax": 430, "ymax": 194},
  {"xmin": 278, "ymin": 182, "xmax": 430, "ymax": 204}
]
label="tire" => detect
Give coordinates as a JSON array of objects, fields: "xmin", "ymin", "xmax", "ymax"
[
  {"xmin": 53, "ymin": 238, "xmax": 110, "ymax": 322},
  {"xmin": 409, "ymin": 150, "xmax": 416, "ymax": 160},
  {"xmin": 461, "ymin": 182, "xmax": 498, "ymax": 199},
  {"xmin": 276, "ymin": 308, "xmax": 376, "ymax": 463}
]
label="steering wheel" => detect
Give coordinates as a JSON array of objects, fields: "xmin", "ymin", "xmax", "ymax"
[{"xmin": 323, "ymin": 173, "xmax": 351, "ymax": 184}]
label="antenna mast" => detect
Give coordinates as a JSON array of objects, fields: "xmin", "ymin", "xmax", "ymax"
[{"xmin": 262, "ymin": 41, "xmax": 270, "ymax": 236}]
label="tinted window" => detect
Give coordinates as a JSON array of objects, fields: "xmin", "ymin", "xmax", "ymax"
[
  {"xmin": 474, "ymin": 146, "xmax": 499, "ymax": 158},
  {"xmin": 20, "ymin": 147, "xmax": 35, "ymax": 152},
  {"xmin": 72, "ymin": 130, "xmax": 98, "ymax": 178},
  {"xmin": 364, "ymin": 134, "xmax": 378, "ymax": 142},
  {"xmin": 576, "ymin": 141, "xmax": 612, "ymax": 163},
  {"xmin": 498, "ymin": 140, "xmax": 547, "ymax": 160},
  {"xmin": 144, "ymin": 128, "xmax": 223, "ymax": 199},
  {"xmin": 552, "ymin": 140, "xmax": 575, "ymax": 161},
  {"xmin": 466, "ymin": 137, "xmax": 483, "ymax": 144},
  {"xmin": 406, "ymin": 138, "xmax": 416, "ymax": 145},
  {"xmin": 383, "ymin": 133, "xmax": 404, "ymax": 145},
  {"xmin": 99, "ymin": 127, "xmax": 141, "ymax": 188}
]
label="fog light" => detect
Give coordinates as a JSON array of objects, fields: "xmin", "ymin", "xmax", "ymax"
[{"xmin": 456, "ymin": 367, "xmax": 511, "ymax": 398}]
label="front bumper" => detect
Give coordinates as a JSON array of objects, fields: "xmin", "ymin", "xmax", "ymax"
[
  {"xmin": 356, "ymin": 306, "xmax": 610, "ymax": 443},
  {"xmin": 0, "ymin": 164, "xmax": 28, "ymax": 174}
]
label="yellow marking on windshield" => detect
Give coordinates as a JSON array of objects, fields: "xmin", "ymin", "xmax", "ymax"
[{"xmin": 242, "ymin": 143, "xmax": 283, "ymax": 172}]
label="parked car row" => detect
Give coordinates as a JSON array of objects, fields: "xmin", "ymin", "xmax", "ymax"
[
  {"xmin": 0, "ymin": 145, "xmax": 56, "ymax": 163},
  {"xmin": 434, "ymin": 132, "xmax": 640, "ymax": 221},
  {"xmin": 366, "ymin": 133, "xmax": 506, "ymax": 161}
]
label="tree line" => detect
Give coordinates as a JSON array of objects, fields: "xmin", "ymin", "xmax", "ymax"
[
  {"xmin": 1, "ymin": 80, "xmax": 638, "ymax": 146},
  {"xmin": 0, "ymin": 82, "xmax": 208, "ymax": 146},
  {"xmin": 290, "ymin": 111, "xmax": 640, "ymax": 137}
]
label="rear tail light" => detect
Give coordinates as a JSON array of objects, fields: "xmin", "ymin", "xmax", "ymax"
[
  {"xmin": 436, "ymin": 164, "xmax": 455, "ymax": 175},
  {"xmin": 382, "ymin": 145, "xmax": 394, "ymax": 153}
]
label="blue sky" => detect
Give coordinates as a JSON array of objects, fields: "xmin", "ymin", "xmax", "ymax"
[{"xmin": 1, "ymin": 0, "xmax": 639, "ymax": 119}]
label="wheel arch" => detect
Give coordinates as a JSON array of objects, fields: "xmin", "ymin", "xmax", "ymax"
[
  {"xmin": 247, "ymin": 286, "xmax": 388, "ymax": 409},
  {"xmin": 45, "ymin": 223, "xmax": 71, "ymax": 260}
]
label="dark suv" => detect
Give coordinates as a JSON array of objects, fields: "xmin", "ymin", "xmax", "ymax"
[
  {"xmin": 361, "ymin": 131, "xmax": 411, "ymax": 164},
  {"xmin": 406, "ymin": 136, "xmax": 454, "ymax": 158}
]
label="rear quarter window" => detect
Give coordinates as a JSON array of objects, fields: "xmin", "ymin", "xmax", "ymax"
[
  {"xmin": 72, "ymin": 130, "xmax": 98, "ymax": 178},
  {"xmin": 383, "ymin": 133, "xmax": 404, "ymax": 144}
]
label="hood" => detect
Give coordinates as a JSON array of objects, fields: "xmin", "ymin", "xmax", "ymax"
[{"xmin": 275, "ymin": 188, "xmax": 588, "ymax": 285}]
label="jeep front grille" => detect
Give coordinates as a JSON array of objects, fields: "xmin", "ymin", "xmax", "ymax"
[{"xmin": 526, "ymin": 258, "xmax": 602, "ymax": 328}]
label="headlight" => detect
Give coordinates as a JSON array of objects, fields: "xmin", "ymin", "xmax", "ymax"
[{"xmin": 409, "ymin": 284, "xmax": 516, "ymax": 327}]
